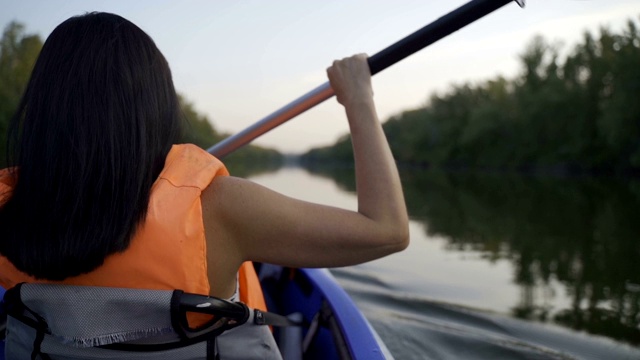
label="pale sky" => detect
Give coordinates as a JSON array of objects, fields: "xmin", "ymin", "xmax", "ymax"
[{"xmin": 1, "ymin": 1, "xmax": 638, "ymax": 154}]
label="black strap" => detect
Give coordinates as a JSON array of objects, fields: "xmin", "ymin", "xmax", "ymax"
[
  {"xmin": 207, "ymin": 338, "xmax": 218, "ymax": 360},
  {"xmin": 170, "ymin": 290, "xmax": 189, "ymax": 340},
  {"xmin": 302, "ymin": 301, "xmax": 351, "ymax": 360},
  {"xmin": 302, "ymin": 312, "xmax": 321, "ymax": 353},
  {"xmin": 0, "ymin": 293, "xmax": 6, "ymax": 341},
  {"xmin": 320, "ymin": 301, "xmax": 351, "ymax": 360},
  {"xmin": 4, "ymin": 284, "xmax": 53, "ymax": 360},
  {"xmin": 253, "ymin": 309, "xmax": 304, "ymax": 327},
  {"xmin": 171, "ymin": 290, "xmax": 249, "ymax": 341},
  {"xmin": 31, "ymin": 323, "xmax": 52, "ymax": 360}
]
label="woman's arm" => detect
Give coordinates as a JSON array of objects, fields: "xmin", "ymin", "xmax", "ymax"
[
  {"xmin": 328, "ymin": 54, "xmax": 408, "ymax": 251},
  {"xmin": 202, "ymin": 54, "xmax": 409, "ymax": 296}
]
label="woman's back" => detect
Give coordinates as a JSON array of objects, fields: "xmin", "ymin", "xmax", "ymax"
[
  {"xmin": 0, "ymin": 12, "xmax": 182, "ymax": 280},
  {"xmin": 0, "ymin": 9, "xmax": 408, "ymax": 320},
  {"xmin": 0, "ymin": 144, "xmax": 224, "ymax": 296},
  {"xmin": 0, "ymin": 10, "xmax": 409, "ymax": 359}
]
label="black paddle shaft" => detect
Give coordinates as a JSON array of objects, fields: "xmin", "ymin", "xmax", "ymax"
[
  {"xmin": 368, "ymin": 0, "xmax": 524, "ymax": 75},
  {"xmin": 208, "ymin": 0, "xmax": 524, "ymax": 158}
]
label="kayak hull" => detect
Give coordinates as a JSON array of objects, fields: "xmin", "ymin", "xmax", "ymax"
[{"xmin": 259, "ymin": 265, "xmax": 392, "ymax": 359}]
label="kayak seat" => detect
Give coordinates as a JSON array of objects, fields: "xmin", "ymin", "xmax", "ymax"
[{"xmin": 0, "ymin": 283, "xmax": 288, "ymax": 360}]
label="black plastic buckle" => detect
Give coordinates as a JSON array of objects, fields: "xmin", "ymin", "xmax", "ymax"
[{"xmin": 254, "ymin": 310, "xmax": 265, "ymax": 325}]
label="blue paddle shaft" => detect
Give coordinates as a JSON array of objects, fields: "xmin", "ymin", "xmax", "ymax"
[{"xmin": 208, "ymin": 0, "xmax": 523, "ymax": 159}]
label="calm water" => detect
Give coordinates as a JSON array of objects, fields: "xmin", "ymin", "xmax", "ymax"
[{"xmin": 248, "ymin": 166, "xmax": 640, "ymax": 359}]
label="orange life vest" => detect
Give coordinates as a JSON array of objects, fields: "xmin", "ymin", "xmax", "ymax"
[{"xmin": 0, "ymin": 144, "xmax": 266, "ymax": 311}]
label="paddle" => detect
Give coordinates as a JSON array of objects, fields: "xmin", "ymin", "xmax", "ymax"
[{"xmin": 208, "ymin": 0, "xmax": 525, "ymax": 158}]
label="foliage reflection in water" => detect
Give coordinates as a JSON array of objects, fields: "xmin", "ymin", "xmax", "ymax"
[{"xmin": 299, "ymin": 164, "xmax": 640, "ymax": 347}]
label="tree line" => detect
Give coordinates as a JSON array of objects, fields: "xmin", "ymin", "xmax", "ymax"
[
  {"xmin": 0, "ymin": 22, "xmax": 282, "ymax": 173},
  {"xmin": 302, "ymin": 17, "xmax": 640, "ymax": 176}
]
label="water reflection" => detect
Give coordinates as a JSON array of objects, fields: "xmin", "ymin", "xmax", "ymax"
[
  {"xmin": 225, "ymin": 157, "xmax": 283, "ymax": 178},
  {"xmin": 302, "ymin": 165, "xmax": 640, "ymax": 346}
]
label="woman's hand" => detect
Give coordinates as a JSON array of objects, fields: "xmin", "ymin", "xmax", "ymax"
[{"xmin": 326, "ymin": 54, "xmax": 373, "ymax": 108}]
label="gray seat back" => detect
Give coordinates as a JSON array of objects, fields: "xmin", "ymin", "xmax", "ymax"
[{"xmin": 3, "ymin": 283, "xmax": 282, "ymax": 360}]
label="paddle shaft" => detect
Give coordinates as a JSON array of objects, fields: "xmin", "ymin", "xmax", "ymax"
[{"xmin": 208, "ymin": 0, "xmax": 523, "ymax": 158}]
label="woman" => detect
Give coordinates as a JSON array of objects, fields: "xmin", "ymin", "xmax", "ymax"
[{"xmin": 0, "ymin": 11, "xmax": 408, "ymax": 354}]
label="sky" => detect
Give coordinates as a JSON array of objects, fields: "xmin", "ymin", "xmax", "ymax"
[{"xmin": 1, "ymin": 1, "xmax": 639, "ymax": 154}]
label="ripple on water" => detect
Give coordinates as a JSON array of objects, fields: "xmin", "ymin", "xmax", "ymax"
[{"xmin": 336, "ymin": 280, "xmax": 640, "ymax": 360}]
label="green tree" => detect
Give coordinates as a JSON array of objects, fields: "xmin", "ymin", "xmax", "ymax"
[
  {"xmin": 0, "ymin": 22, "xmax": 43, "ymax": 167},
  {"xmin": 179, "ymin": 95, "xmax": 223, "ymax": 148},
  {"xmin": 303, "ymin": 15, "xmax": 640, "ymax": 176},
  {"xmin": 178, "ymin": 88, "xmax": 283, "ymax": 175},
  {"xmin": 175, "ymin": 92, "xmax": 284, "ymax": 176},
  {"xmin": 596, "ymin": 21, "xmax": 640, "ymax": 170},
  {"xmin": 0, "ymin": 21, "xmax": 282, "ymax": 174}
]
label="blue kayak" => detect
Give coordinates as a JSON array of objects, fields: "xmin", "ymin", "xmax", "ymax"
[
  {"xmin": 259, "ymin": 265, "xmax": 393, "ymax": 359},
  {"xmin": 0, "ymin": 265, "xmax": 393, "ymax": 359}
]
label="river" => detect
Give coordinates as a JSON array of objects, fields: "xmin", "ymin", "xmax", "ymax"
[{"xmin": 247, "ymin": 165, "xmax": 640, "ymax": 359}]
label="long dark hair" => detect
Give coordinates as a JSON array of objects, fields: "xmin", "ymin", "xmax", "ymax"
[{"xmin": 0, "ymin": 12, "xmax": 183, "ymax": 280}]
